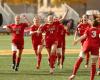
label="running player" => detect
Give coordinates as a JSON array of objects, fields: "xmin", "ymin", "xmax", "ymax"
[
  {"xmin": 68, "ymin": 19, "xmax": 100, "ymax": 80},
  {"xmin": 30, "ymin": 16, "xmax": 43, "ymax": 69},
  {"xmin": 40, "ymin": 15, "xmax": 58, "ymax": 74},
  {"xmin": 53, "ymin": 18, "xmax": 69, "ymax": 69},
  {"xmin": 96, "ymin": 14, "xmax": 100, "ymax": 75},
  {"xmin": 74, "ymin": 14, "xmax": 91, "ymax": 68},
  {"xmin": 3, "ymin": 15, "xmax": 30, "ymax": 71}
]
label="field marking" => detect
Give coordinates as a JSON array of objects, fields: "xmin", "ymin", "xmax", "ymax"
[
  {"xmin": 0, "ymin": 49, "xmax": 81, "ymax": 55},
  {"xmin": 0, "ymin": 56, "xmax": 78, "ymax": 58}
]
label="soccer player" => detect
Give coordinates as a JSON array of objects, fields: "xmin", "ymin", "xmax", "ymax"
[
  {"xmin": 74, "ymin": 14, "xmax": 91, "ymax": 68},
  {"xmin": 30, "ymin": 16, "xmax": 43, "ymax": 69},
  {"xmin": 53, "ymin": 18, "xmax": 69, "ymax": 69},
  {"xmin": 40, "ymin": 15, "xmax": 58, "ymax": 74},
  {"xmin": 96, "ymin": 14, "xmax": 100, "ymax": 75},
  {"xmin": 68, "ymin": 19, "xmax": 100, "ymax": 80},
  {"xmin": 3, "ymin": 15, "xmax": 30, "ymax": 71}
]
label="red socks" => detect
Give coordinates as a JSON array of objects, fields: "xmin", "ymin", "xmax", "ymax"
[
  {"xmin": 72, "ymin": 57, "xmax": 83, "ymax": 75},
  {"xmin": 90, "ymin": 63, "xmax": 96, "ymax": 80},
  {"xmin": 49, "ymin": 53, "xmax": 57, "ymax": 68},
  {"xmin": 37, "ymin": 53, "xmax": 42, "ymax": 67},
  {"xmin": 98, "ymin": 57, "xmax": 100, "ymax": 69},
  {"xmin": 12, "ymin": 51, "xmax": 17, "ymax": 64},
  {"xmin": 85, "ymin": 52, "xmax": 90, "ymax": 65},
  {"xmin": 16, "ymin": 57, "xmax": 21, "ymax": 67}
]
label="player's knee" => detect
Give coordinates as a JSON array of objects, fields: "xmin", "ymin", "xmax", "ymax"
[
  {"xmin": 91, "ymin": 55, "xmax": 98, "ymax": 63},
  {"xmin": 79, "ymin": 51, "xmax": 85, "ymax": 58},
  {"xmin": 56, "ymin": 48, "xmax": 62, "ymax": 55}
]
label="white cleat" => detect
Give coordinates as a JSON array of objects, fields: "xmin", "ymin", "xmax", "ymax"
[
  {"xmin": 97, "ymin": 71, "xmax": 100, "ymax": 75},
  {"xmin": 68, "ymin": 75, "xmax": 75, "ymax": 80},
  {"xmin": 85, "ymin": 64, "xmax": 88, "ymax": 68}
]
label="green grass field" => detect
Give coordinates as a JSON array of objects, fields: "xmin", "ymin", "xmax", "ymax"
[{"xmin": 0, "ymin": 35, "xmax": 99, "ymax": 80}]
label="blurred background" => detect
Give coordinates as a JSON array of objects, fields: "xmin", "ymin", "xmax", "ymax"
[{"xmin": 0, "ymin": 0, "xmax": 100, "ymax": 34}]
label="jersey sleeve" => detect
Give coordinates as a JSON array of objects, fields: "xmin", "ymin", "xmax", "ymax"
[{"xmin": 22, "ymin": 23, "xmax": 28, "ymax": 28}]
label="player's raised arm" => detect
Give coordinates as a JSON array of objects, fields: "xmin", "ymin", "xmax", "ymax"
[
  {"xmin": 59, "ymin": 7, "xmax": 69, "ymax": 22},
  {"xmin": 21, "ymin": 14, "xmax": 32, "ymax": 26}
]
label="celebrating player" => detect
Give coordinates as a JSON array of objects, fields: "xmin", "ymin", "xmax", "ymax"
[
  {"xmin": 68, "ymin": 19, "xmax": 100, "ymax": 80},
  {"xmin": 74, "ymin": 14, "xmax": 91, "ymax": 68},
  {"xmin": 3, "ymin": 15, "xmax": 30, "ymax": 71},
  {"xmin": 30, "ymin": 16, "xmax": 43, "ymax": 69}
]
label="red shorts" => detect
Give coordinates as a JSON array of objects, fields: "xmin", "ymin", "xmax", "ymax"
[
  {"xmin": 46, "ymin": 39, "xmax": 57, "ymax": 49},
  {"xmin": 82, "ymin": 42, "xmax": 99, "ymax": 56},
  {"xmin": 57, "ymin": 41, "xmax": 63, "ymax": 48},
  {"xmin": 32, "ymin": 41, "xmax": 42, "ymax": 50},
  {"xmin": 12, "ymin": 39, "xmax": 24, "ymax": 49}
]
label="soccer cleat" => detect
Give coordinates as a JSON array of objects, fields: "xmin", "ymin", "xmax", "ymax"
[
  {"xmin": 97, "ymin": 71, "xmax": 100, "ymax": 75},
  {"xmin": 85, "ymin": 64, "xmax": 88, "ymax": 68},
  {"xmin": 50, "ymin": 68, "xmax": 54, "ymax": 74},
  {"xmin": 15, "ymin": 66, "xmax": 19, "ymax": 71},
  {"xmin": 11, "ymin": 64, "xmax": 16, "ymax": 70},
  {"xmin": 68, "ymin": 75, "xmax": 75, "ymax": 80},
  {"xmin": 36, "ymin": 65, "xmax": 40, "ymax": 69}
]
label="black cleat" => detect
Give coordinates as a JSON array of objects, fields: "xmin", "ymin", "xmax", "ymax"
[
  {"xmin": 11, "ymin": 64, "xmax": 16, "ymax": 70},
  {"xmin": 15, "ymin": 66, "xmax": 19, "ymax": 71}
]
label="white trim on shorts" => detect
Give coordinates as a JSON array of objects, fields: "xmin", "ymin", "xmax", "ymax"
[{"xmin": 11, "ymin": 43, "xmax": 17, "ymax": 51}]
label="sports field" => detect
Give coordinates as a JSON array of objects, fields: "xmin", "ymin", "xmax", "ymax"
[{"xmin": 0, "ymin": 35, "xmax": 99, "ymax": 80}]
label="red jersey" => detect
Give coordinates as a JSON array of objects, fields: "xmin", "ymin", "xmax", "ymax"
[
  {"xmin": 83, "ymin": 27, "xmax": 100, "ymax": 55},
  {"xmin": 84, "ymin": 27, "xmax": 100, "ymax": 47},
  {"xmin": 76, "ymin": 23, "xmax": 91, "ymax": 36},
  {"xmin": 8, "ymin": 23, "xmax": 28, "ymax": 41},
  {"xmin": 76, "ymin": 23, "xmax": 91, "ymax": 44},
  {"xmin": 40, "ymin": 23, "xmax": 58, "ymax": 42},
  {"xmin": 30, "ymin": 25, "xmax": 42, "ymax": 43},
  {"xmin": 55, "ymin": 22, "xmax": 66, "ymax": 43}
]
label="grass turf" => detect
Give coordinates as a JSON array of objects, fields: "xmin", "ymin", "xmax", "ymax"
[
  {"xmin": 0, "ymin": 35, "xmax": 99, "ymax": 80},
  {"xmin": 0, "ymin": 54, "xmax": 99, "ymax": 80}
]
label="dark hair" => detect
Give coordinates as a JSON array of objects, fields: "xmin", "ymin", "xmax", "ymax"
[{"xmin": 93, "ymin": 20, "xmax": 99, "ymax": 27}]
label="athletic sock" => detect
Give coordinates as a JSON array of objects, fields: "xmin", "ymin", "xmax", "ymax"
[
  {"xmin": 98, "ymin": 57, "xmax": 100, "ymax": 69},
  {"xmin": 72, "ymin": 57, "xmax": 83, "ymax": 75},
  {"xmin": 12, "ymin": 51, "xmax": 17, "ymax": 65},
  {"xmin": 37, "ymin": 53, "xmax": 42, "ymax": 67},
  {"xmin": 16, "ymin": 57, "xmax": 21, "ymax": 67},
  {"xmin": 49, "ymin": 53, "xmax": 57, "ymax": 68},
  {"xmin": 57, "ymin": 53, "xmax": 61, "ymax": 65},
  {"xmin": 86, "ymin": 52, "xmax": 90, "ymax": 65},
  {"xmin": 90, "ymin": 63, "xmax": 96, "ymax": 80}
]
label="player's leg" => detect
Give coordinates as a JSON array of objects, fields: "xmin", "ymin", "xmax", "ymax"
[
  {"xmin": 90, "ymin": 55, "xmax": 98, "ymax": 80},
  {"xmin": 97, "ymin": 52, "xmax": 100, "ymax": 75},
  {"xmin": 68, "ymin": 51, "xmax": 84, "ymax": 80},
  {"xmin": 85, "ymin": 52, "xmax": 90, "ymax": 68},
  {"xmin": 56, "ymin": 48, "xmax": 61, "ymax": 66},
  {"xmin": 49, "ymin": 44, "xmax": 57, "ymax": 74},
  {"xmin": 15, "ymin": 49, "xmax": 23, "ymax": 71},
  {"xmin": 61, "ymin": 47, "xmax": 65, "ymax": 69},
  {"xmin": 11, "ymin": 43, "xmax": 17, "ymax": 69},
  {"xmin": 15, "ymin": 41, "xmax": 24, "ymax": 71},
  {"xmin": 57, "ymin": 48, "xmax": 63, "ymax": 69},
  {"xmin": 36, "ymin": 45, "xmax": 43, "ymax": 69},
  {"xmin": 46, "ymin": 48, "xmax": 51, "ymax": 65}
]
